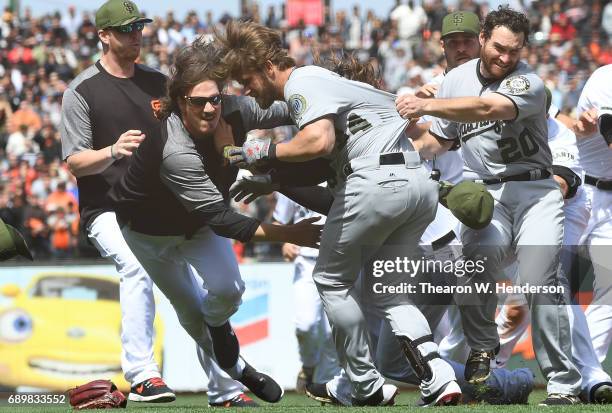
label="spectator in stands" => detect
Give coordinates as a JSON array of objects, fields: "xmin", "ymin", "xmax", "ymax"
[{"xmin": 45, "ymin": 181, "xmax": 77, "ymax": 214}]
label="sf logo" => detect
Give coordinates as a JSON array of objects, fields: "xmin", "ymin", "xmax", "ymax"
[
  {"xmin": 123, "ymin": 1, "xmax": 135, "ymax": 13},
  {"xmin": 452, "ymin": 14, "xmax": 463, "ymax": 25}
]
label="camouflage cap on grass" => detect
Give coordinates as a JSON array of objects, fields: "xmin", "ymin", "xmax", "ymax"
[
  {"xmin": 0, "ymin": 218, "xmax": 33, "ymax": 261},
  {"xmin": 439, "ymin": 181, "xmax": 494, "ymax": 230}
]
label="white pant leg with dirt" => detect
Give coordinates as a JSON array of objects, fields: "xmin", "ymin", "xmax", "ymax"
[
  {"xmin": 459, "ymin": 179, "xmax": 582, "ymax": 395},
  {"xmin": 312, "ymin": 152, "xmax": 457, "ymax": 402}
]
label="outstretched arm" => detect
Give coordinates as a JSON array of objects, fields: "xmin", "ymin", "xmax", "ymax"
[{"xmin": 396, "ymin": 93, "xmax": 517, "ymax": 123}]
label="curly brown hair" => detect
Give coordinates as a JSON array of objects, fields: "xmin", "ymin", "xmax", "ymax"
[
  {"xmin": 482, "ymin": 6, "xmax": 530, "ymax": 46},
  {"xmin": 214, "ymin": 20, "xmax": 295, "ymax": 80},
  {"xmin": 157, "ymin": 37, "xmax": 226, "ymax": 119}
]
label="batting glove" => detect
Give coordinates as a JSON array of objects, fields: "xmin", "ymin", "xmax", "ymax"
[
  {"xmin": 238, "ymin": 138, "xmax": 276, "ymax": 167},
  {"xmin": 230, "ymin": 174, "xmax": 279, "ymax": 204},
  {"xmin": 223, "ymin": 145, "xmax": 246, "ymax": 167}
]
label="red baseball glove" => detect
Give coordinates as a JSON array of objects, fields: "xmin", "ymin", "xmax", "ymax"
[{"xmin": 68, "ymin": 380, "xmax": 127, "ymax": 410}]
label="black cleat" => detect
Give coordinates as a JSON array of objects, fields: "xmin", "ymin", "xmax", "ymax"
[
  {"xmin": 539, "ymin": 393, "xmax": 581, "ymax": 406},
  {"xmin": 305, "ymin": 382, "xmax": 342, "ymax": 405},
  {"xmin": 591, "ymin": 382, "xmax": 612, "ymax": 404},
  {"xmin": 465, "ymin": 348, "xmax": 495, "ymax": 384},
  {"xmin": 295, "ymin": 366, "xmax": 314, "ymax": 394},
  {"xmin": 128, "ymin": 377, "xmax": 176, "ymax": 403},
  {"xmin": 238, "ymin": 362, "xmax": 283, "ymax": 403}
]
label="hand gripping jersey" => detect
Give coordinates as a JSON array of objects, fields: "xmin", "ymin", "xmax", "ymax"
[{"xmin": 430, "ymin": 59, "xmax": 551, "ymax": 179}]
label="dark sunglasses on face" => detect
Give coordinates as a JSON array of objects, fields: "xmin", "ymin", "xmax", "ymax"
[
  {"xmin": 184, "ymin": 94, "xmax": 223, "ymax": 107},
  {"xmin": 113, "ymin": 22, "xmax": 145, "ymax": 33}
]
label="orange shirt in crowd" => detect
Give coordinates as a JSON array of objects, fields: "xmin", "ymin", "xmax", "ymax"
[{"xmin": 45, "ymin": 189, "xmax": 78, "ymax": 213}]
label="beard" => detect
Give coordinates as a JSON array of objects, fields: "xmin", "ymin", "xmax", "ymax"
[
  {"xmin": 252, "ymin": 75, "xmax": 277, "ymax": 109},
  {"xmin": 116, "ymin": 42, "xmax": 141, "ymax": 63},
  {"xmin": 480, "ymin": 52, "xmax": 518, "ymax": 80}
]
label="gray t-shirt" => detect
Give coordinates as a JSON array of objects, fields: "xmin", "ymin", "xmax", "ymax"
[
  {"xmin": 160, "ymin": 113, "xmax": 225, "ymax": 211},
  {"xmin": 162, "ymin": 95, "xmax": 291, "ymax": 212},
  {"xmin": 430, "ymin": 59, "xmax": 550, "ymax": 179},
  {"xmin": 222, "ymin": 95, "xmax": 291, "ymax": 136},
  {"xmin": 284, "ymin": 66, "xmax": 412, "ymax": 178}
]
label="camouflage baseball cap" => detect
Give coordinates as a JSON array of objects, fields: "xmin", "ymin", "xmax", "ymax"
[
  {"xmin": 544, "ymin": 86, "xmax": 552, "ymax": 113},
  {"xmin": 439, "ymin": 181, "xmax": 493, "ymax": 230},
  {"xmin": 441, "ymin": 11, "xmax": 480, "ymax": 38},
  {"xmin": 0, "ymin": 218, "xmax": 33, "ymax": 261},
  {"xmin": 95, "ymin": 0, "xmax": 152, "ymax": 29}
]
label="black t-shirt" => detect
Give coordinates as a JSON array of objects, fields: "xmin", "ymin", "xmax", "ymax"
[{"xmin": 60, "ymin": 61, "xmax": 166, "ymax": 229}]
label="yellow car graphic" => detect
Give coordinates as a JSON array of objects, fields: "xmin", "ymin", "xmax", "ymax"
[{"xmin": 0, "ymin": 273, "xmax": 163, "ymax": 392}]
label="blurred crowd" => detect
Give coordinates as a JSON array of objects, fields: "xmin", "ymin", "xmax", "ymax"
[{"xmin": 0, "ymin": 0, "xmax": 610, "ymax": 261}]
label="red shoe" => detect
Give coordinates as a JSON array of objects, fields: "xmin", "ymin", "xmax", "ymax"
[
  {"xmin": 209, "ymin": 393, "xmax": 259, "ymax": 407},
  {"xmin": 128, "ymin": 377, "xmax": 176, "ymax": 403}
]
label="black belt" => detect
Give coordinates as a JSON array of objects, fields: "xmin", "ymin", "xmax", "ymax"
[
  {"xmin": 342, "ymin": 152, "xmax": 406, "ymax": 177},
  {"xmin": 476, "ymin": 168, "xmax": 551, "ymax": 185},
  {"xmin": 585, "ymin": 175, "xmax": 612, "ymax": 190},
  {"xmin": 431, "ymin": 230, "xmax": 456, "ymax": 251}
]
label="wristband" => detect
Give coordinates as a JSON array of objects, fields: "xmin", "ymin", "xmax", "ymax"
[
  {"xmin": 110, "ymin": 144, "xmax": 118, "ymax": 160},
  {"xmin": 268, "ymin": 143, "xmax": 277, "ymax": 160}
]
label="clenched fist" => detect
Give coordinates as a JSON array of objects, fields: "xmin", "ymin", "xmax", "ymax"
[{"xmin": 395, "ymin": 94, "xmax": 427, "ymax": 120}]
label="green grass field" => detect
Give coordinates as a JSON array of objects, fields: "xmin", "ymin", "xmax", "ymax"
[{"xmin": 0, "ymin": 390, "xmax": 606, "ymax": 412}]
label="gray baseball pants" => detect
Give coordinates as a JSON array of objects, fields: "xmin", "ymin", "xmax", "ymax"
[
  {"xmin": 458, "ymin": 178, "xmax": 582, "ymax": 395},
  {"xmin": 312, "ymin": 151, "xmax": 457, "ymax": 401}
]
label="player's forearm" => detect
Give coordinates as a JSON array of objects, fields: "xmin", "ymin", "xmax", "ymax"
[
  {"xmin": 253, "ymin": 222, "xmax": 312, "ymax": 246},
  {"xmin": 275, "ymin": 121, "xmax": 335, "ymax": 162},
  {"xmin": 66, "ymin": 147, "xmax": 116, "ymax": 178},
  {"xmin": 406, "ymin": 124, "xmax": 452, "ymax": 160},
  {"xmin": 423, "ymin": 96, "xmax": 513, "ymax": 122}
]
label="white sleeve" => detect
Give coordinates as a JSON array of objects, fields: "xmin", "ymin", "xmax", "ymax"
[{"xmin": 272, "ymin": 193, "xmax": 296, "ymax": 224}]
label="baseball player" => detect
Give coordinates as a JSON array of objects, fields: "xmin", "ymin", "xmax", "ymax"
[
  {"xmin": 60, "ymin": 1, "xmax": 256, "ymax": 406},
  {"xmin": 572, "ymin": 64, "xmax": 612, "ymax": 364},
  {"xmin": 272, "ymin": 192, "xmax": 340, "ymax": 391},
  {"xmin": 442, "ymin": 89, "xmax": 612, "ymax": 404},
  {"xmin": 59, "ymin": 0, "xmax": 175, "ymax": 402},
  {"xmin": 107, "ymin": 38, "xmax": 322, "ymax": 405},
  {"xmin": 396, "ymin": 7, "xmax": 582, "ymax": 405},
  {"xmin": 217, "ymin": 21, "xmax": 462, "ymax": 406}
]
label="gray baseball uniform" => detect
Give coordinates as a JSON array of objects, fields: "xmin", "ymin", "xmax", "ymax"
[
  {"xmin": 429, "ymin": 58, "xmax": 581, "ymax": 395},
  {"xmin": 285, "ymin": 66, "xmax": 457, "ymax": 402}
]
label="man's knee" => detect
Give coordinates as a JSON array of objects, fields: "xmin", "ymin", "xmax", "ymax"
[{"xmin": 213, "ymin": 281, "xmax": 245, "ymax": 307}]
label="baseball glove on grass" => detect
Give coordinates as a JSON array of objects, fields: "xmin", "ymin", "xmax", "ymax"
[{"xmin": 68, "ymin": 380, "xmax": 127, "ymax": 410}]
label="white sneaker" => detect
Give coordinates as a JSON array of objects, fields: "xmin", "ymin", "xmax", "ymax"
[{"xmin": 418, "ymin": 380, "xmax": 462, "ymax": 407}]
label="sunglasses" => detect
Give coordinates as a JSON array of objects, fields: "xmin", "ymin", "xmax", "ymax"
[
  {"xmin": 184, "ymin": 94, "xmax": 223, "ymax": 107},
  {"xmin": 112, "ymin": 22, "xmax": 145, "ymax": 33}
]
